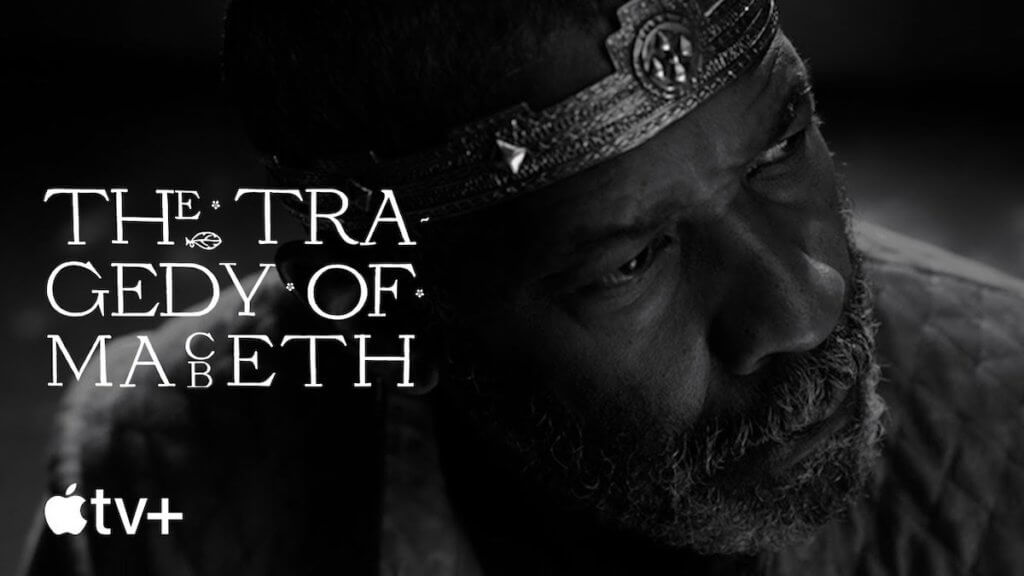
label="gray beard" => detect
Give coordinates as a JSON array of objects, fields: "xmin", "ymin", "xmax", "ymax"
[{"xmin": 442, "ymin": 213, "xmax": 887, "ymax": 556}]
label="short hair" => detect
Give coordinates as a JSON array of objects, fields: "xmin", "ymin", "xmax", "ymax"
[{"xmin": 223, "ymin": 0, "xmax": 616, "ymax": 167}]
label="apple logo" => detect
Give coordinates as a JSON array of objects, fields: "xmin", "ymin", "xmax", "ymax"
[{"xmin": 44, "ymin": 483, "xmax": 88, "ymax": 535}]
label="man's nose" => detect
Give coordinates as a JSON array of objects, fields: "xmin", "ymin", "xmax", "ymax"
[{"xmin": 706, "ymin": 208, "xmax": 847, "ymax": 376}]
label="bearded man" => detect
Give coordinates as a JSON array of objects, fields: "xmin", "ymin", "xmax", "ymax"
[{"xmin": 21, "ymin": 0, "xmax": 1024, "ymax": 574}]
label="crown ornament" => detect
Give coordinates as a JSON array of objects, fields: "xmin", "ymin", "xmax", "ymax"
[{"xmin": 275, "ymin": 0, "xmax": 779, "ymax": 229}]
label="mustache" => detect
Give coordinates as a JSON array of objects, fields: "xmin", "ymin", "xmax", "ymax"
[{"xmin": 668, "ymin": 255, "xmax": 879, "ymax": 483}]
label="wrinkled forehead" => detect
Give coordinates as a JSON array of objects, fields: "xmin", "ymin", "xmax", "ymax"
[{"xmin": 451, "ymin": 32, "xmax": 807, "ymax": 258}]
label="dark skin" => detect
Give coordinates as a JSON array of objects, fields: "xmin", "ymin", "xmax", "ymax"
[
  {"xmin": 283, "ymin": 25, "xmax": 856, "ymax": 575},
  {"xmin": 417, "ymin": 31, "xmax": 855, "ymax": 574},
  {"xmin": 432, "ymin": 32, "xmax": 850, "ymax": 445}
]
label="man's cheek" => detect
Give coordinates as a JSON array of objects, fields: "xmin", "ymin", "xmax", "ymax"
[
  {"xmin": 533, "ymin": 317, "xmax": 711, "ymax": 433},
  {"xmin": 613, "ymin": 327, "xmax": 712, "ymax": 432}
]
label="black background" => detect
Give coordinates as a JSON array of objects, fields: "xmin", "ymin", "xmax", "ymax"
[{"xmin": 3, "ymin": 0, "xmax": 1023, "ymax": 570}]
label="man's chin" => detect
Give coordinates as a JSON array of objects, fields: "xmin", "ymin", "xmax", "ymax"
[
  {"xmin": 450, "ymin": 313, "xmax": 887, "ymax": 557},
  {"xmin": 632, "ymin": 370, "xmax": 886, "ymax": 555}
]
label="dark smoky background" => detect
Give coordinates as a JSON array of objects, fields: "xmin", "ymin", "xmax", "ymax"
[{"xmin": 2, "ymin": 0, "xmax": 1022, "ymax": 570}]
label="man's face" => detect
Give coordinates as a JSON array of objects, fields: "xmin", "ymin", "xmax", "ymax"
[{"xmin": 429, "ymin": 32, "xmax": 885, "ymax": 554}]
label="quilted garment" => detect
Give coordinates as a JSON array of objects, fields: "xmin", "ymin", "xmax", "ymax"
[
  {"xmin": 19, "ymin": 222, "xmax": 1024, "ymax": 576},
  {"xmin": 772, "ymin": 223, "xmax": 1024, "ymax": 576}
]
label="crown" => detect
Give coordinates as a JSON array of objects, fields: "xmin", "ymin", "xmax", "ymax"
[{"xmin": 275, "ymin": 0, "xmax": 779, "ymax": 229}]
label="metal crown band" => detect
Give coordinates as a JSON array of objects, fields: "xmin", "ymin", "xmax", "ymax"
[{"xmin": 276, "ymin": 0, "xmax": 779, "ymax": 228}]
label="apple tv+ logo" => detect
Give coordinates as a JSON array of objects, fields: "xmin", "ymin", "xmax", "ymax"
[{"xmin": 44, "ymin": 483, "xmax": 183, "ymax": 536}]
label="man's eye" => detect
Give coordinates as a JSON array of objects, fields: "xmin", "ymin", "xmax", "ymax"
[
  {"xmin": 594, "ymin": 236, "xmax": 673, "ymax": 289},
  {"xmin": 749, "ymin": 128, "xmax": 807, "ymax": 175}
]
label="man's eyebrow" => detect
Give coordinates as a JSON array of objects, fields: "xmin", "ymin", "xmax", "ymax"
[
  {"xmin": 767, "ymin": 73, "xmax": 815, "ymax": 145},
  {"xmin": 567, "ymin": 201, "xmax": 686, "ymax": 255}
]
